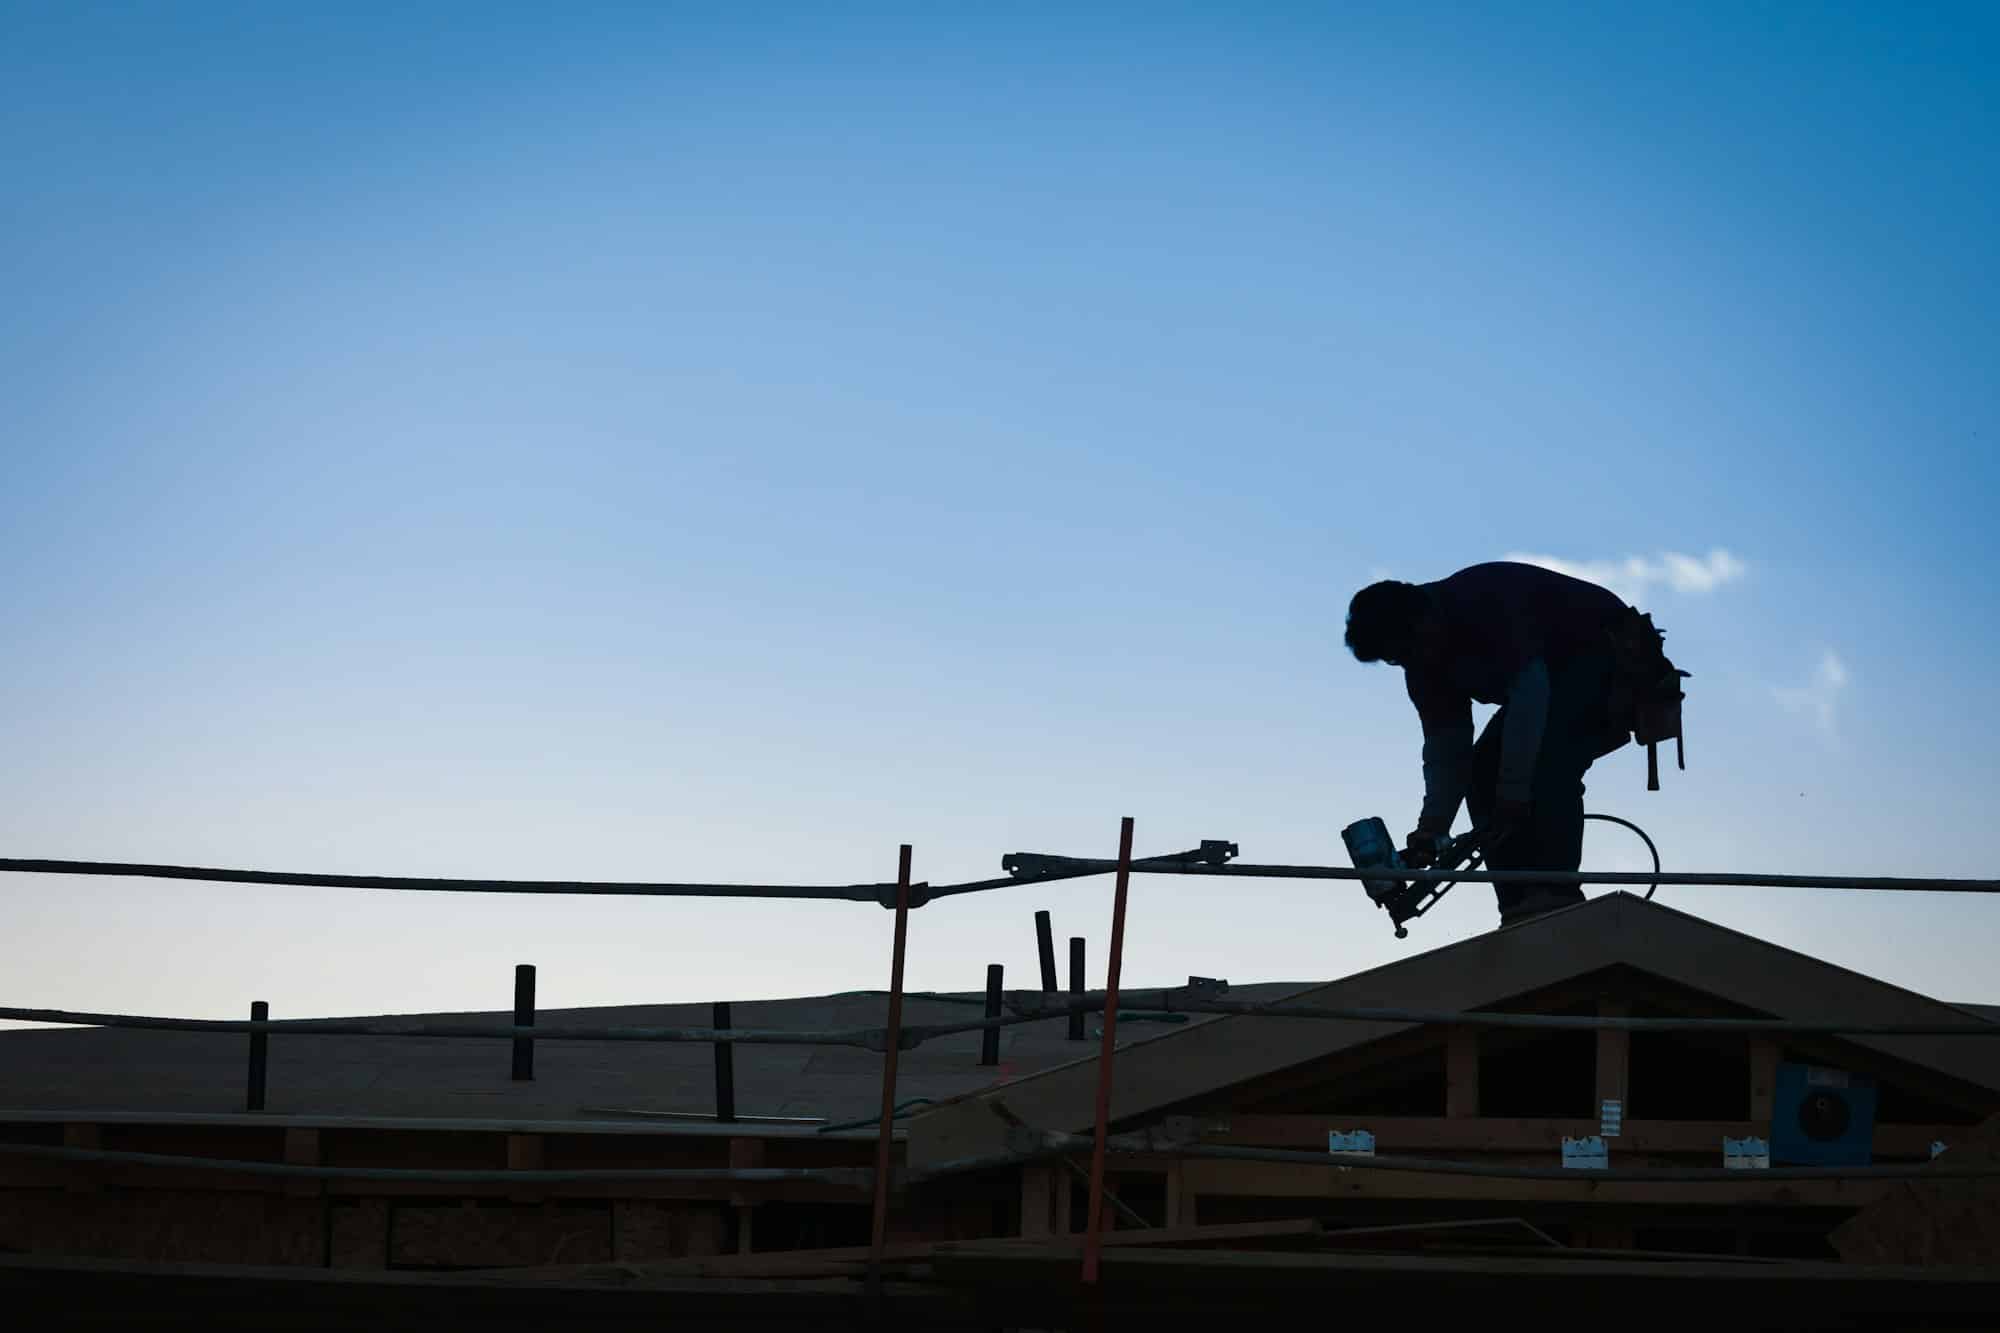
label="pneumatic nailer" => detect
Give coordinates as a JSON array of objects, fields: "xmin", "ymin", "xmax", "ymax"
[{"xmin": 1340, "ymin": 816, "xmax": 1488, "ymax": 939}]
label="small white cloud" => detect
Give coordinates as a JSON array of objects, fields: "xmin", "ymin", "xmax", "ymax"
[
  {"xmin": 1774, "ymin": 651, "xmax": 1848, "ymax": 740},
  {"xmin": 1503, "ymin": 548, "xmax": 1747, "ymax": 602}
]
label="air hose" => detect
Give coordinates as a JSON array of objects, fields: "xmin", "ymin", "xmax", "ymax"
[{"xmin": 1436, "ymin": 812, "xmax": 1661, "ymax": 903}]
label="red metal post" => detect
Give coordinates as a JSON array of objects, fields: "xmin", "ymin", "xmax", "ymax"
[
  {"xmin": 1081, "ymin": 816, "xmax": 1135, "ymax": 1285},
  {"xmin": 868, "ymin": 845, "xmax": 914, "ymax": 1301}
]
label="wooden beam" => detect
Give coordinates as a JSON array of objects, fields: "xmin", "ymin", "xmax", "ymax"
[
  {"xmin": 1446, "ymin": 1028, "xmax": 1479, "ymax": 1118},
  {"xmin": 1198, "ymin": 1114, "xmax": 1955, "ymax": 1158},
  {"xmin": 1596, "ymin": 998, "xmax": 1630, "ymax": 1125},
  {"xmin": 1178, "ymin": 1157, "xmax": 1895, "ymax": 1208}
]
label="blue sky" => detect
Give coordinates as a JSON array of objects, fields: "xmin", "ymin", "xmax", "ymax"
[{"xmin": 4, "ymin": 2, "xmax": 1996, "ymax": 1029}]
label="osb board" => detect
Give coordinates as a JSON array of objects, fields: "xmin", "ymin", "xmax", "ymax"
[
  {"xmin": 0, "ymin": 1189, "xmax": 321, "ymax": 1266},
  {"xmin": 1831, "ymin": 1112, "xmax": 2000, "ymax": 1266},
  {"xmin": 388, "ymin": 1201, "xmax": 612, "ymax": 1268},
  {"xmin": 612, "ymin": 1200, "xmax": 729, "ymax": 1262}
]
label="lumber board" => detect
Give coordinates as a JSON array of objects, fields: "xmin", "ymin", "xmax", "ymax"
[
  {"xmin": 1178, "ymin": 1157, "xmax": 1896, "ymax": 1208},
  {"xmin": 1198, "ymin": 1115, "xmax": 1958, "ymax": 1158}
]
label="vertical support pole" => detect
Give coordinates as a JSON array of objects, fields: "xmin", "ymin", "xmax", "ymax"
[
  {"xmin": 868, "ymin": 845, "xmax": 914, "ymax": 1311},
  {"xmin": 980, "ymin": 964, "xmax": 1003, "ymax": 1066},
  {"xmin": 1081, "ymin": 816, "xmax": 1136, "ymax": 1286},
  {"xmin": 1067, "ymin": 937, "xmax": 1087, "ymax": 1041},
  {"xmin": 511, "ymin": 964, "xmax": 536, "ymax": 1082},
  {"xmin": 713, "ymin": 1001, "xmax": 736, "ymax": 1123},
  {"xmin": 246, "ymin": 1001, "xmax": 269, "ymax": 1112},
  {"xmin": 1035, "ymin": 911, "xmax": 1058, "ymax": 993}
]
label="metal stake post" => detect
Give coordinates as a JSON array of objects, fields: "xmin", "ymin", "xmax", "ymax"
[
  {"xmin": 1068, "ymin": 937, "xmax": 1087, "ymax": 1041},
  {"xmin": 1035, "ymin": 910, "xmax": 1058, "ymax": 992},
  {"xmin": 980, "ymin": 964, "xmax": 1003, "ymax": 1066},
  {"xmin": 713, "ymin": 1001, "xmax": 736, "ymax": 1122},
  {"xmin": 1082, "ymin": 816, "xmax": 1135, "ymax": 1286},
  {"xmin": 246, "ymin": 1001, "xmax": 268, "ymax": 1112},
  {"xmin": 511, "ymin": 965, "xmax": 535, "ymax": 1082}
]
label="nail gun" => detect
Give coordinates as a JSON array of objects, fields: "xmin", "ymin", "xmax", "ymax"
[{"xmin": 1340, "ymin": 816, "xmax": 1489, "ymax": 939}]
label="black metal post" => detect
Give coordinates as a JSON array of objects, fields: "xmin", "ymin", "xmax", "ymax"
[
  {"xmin": 1035, "ymin": 910, "xmax": 1058, "ymax": 992},
  {"xmin": 1068, "ymin": 937, "xmax": 1086, "ymax": 1041},
  {"xmin": 246, "ymin": 1000, "xmax": 268, "ymax": 1111},
  {"xmin": 511, "ymin": 964, "xmax": 536, "ymax": 1082},
  {"xmin": 713, "ymin": 1000, "xmax": 736, "ymax": 1123},
  {"xmin": 981, "ymin": 964, "xmax": 1003, "ymax": 1066}
]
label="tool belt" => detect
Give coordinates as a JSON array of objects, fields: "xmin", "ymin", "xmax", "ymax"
[{"xmin": 1604, "ymin": 607, "xmax": 1690, "ymax": 791}]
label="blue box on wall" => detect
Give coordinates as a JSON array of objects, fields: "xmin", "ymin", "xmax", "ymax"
[{"xmin": 1770, "ymin": 1063, "xmax": 1877, "ymax": 1165}]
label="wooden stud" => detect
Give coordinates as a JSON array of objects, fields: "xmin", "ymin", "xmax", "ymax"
[
  {"xmin": 1445, "ymin": 1027, "xmax": 1479, "ymax": 1118},
  {"xmin": 1164, "ymin": 1160, "xmax": 1188, "ymax": 1228},
  {"xmin": 283, "ymin": 1127, "xmax": 322, "ymax": 1199},
  {"xmin": 1020, "ymin": 1165, "xmax": 1056, "ymax": 1238},
  {"xmin": 1596, "ymin": 996, "xmax": 1631, "ymax": 1120},
  {"xmin": 1750, "ymin": 1037, "xmax": 1781, "ymax": 1129},
  {"xmin": 506, "ymin": 1133, "xmax": 545, "ymax": 1205}
]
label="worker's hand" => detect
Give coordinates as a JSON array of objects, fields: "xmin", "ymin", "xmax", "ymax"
[{"xmin": 1403, "ymin": 829, "xmax": 1452, "ymax": 869}]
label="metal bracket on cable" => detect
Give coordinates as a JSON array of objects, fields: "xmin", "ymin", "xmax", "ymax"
[
  {"xmin": 1001, "ymin": 840, "xmax": 1239, "ymax": 881},
  {"xmin": 876, "ymin": 880, "xmax": 933, "ymax": 910}
]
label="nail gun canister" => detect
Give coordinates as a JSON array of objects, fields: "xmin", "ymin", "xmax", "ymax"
[{"xmin": 1341, "ymin": 817, "xmax": 1406, "ymax": 907}]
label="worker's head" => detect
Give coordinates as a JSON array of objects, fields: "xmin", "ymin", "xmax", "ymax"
[{"xmin": 1345, "ymin": 580, "xmax": 1441, "ymax": 666}]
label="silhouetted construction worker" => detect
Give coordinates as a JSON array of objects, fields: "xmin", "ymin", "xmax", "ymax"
[{"xmin": 1344, "ymin": 561, "xmax": 1676, "ymax": 926}]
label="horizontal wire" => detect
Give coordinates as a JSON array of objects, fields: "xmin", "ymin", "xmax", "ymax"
[{"xmin": 5, "ymin": 852, "xmax": 1995, "ymax": 902}]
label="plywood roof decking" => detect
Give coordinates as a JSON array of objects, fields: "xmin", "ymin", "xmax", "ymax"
[
  {"xmin": 906, "ymin": 892, "xmax": 2000, "ymax": 1169},
  {"xmin": 0, "ymin": 984, "xmax": 1309, "ymax": 1127}
]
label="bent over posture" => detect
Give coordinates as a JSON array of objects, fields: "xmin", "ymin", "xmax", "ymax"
[{"xmin": 1345, "ymin": 562, "xmax": 1647, "ymax": 926}]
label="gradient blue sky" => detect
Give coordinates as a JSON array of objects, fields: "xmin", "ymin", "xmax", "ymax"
[{"xmin": 4, "ymin": 3, "xmax": 1997, "ymax": 1028}]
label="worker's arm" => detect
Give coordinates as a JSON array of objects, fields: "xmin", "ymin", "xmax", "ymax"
[
  {"xmin": 1497, "ymin": 657, "xmax": 1551, "ymax": 813},
  {"xmin": 1407, "ymin": 670, "xmax": 1472, "ymax": 835}
]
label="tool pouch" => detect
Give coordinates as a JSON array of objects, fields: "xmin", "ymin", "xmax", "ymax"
[{"xmin": 1605, "ymin": 608, "xmax": 1690, "ymax": 791}]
